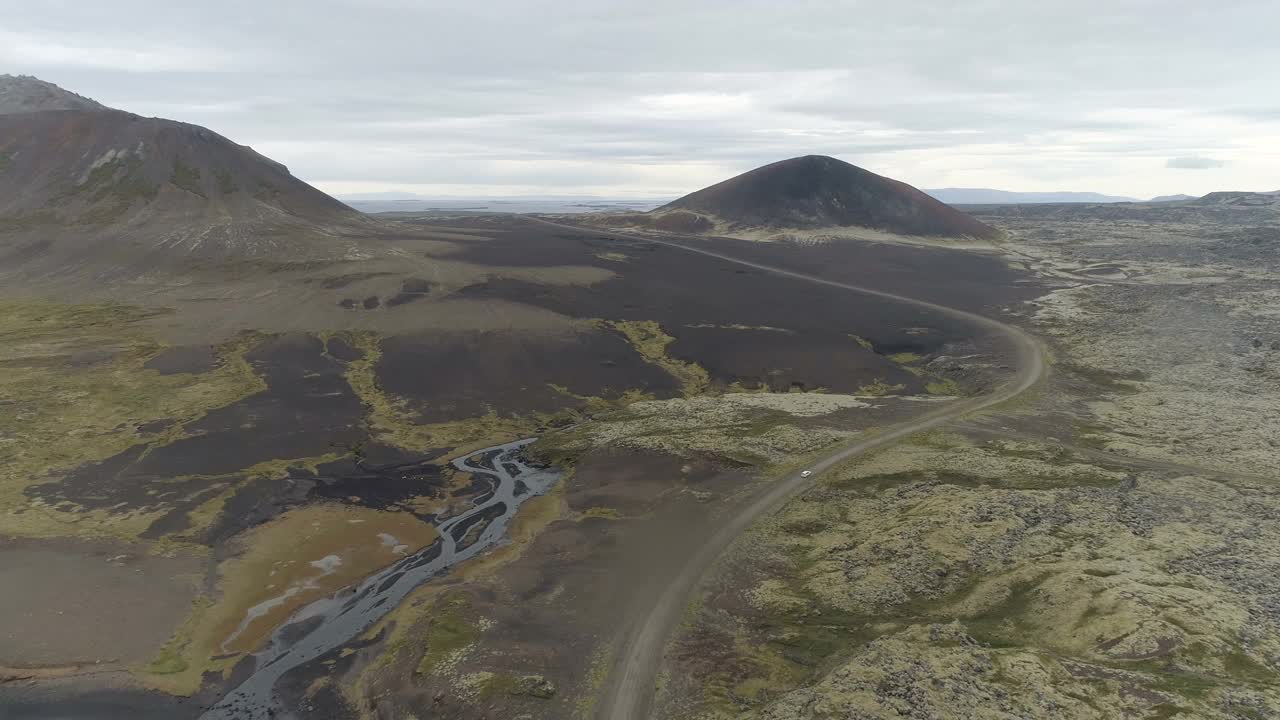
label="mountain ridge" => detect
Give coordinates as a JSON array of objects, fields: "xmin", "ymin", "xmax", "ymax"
[{"xmin": 0, "ymin": 74, "xmax": 107, "ymax": 114}]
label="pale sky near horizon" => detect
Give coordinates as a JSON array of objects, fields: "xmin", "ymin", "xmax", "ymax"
[{"xmin": 3, "ymin": 0, "xmax": 1278, "ymax": 199}]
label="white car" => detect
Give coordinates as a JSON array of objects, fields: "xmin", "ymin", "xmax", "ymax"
[{"xmin": 800, "ymin": 470, "xmax": 813, "ymax": 478}]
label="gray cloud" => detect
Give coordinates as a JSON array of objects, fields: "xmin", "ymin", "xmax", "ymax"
[
  {"xmin": 2, "ymin": 0, "xmax": 1277, "ymax": 196},
  {"xmin": 1166, "ymin": 156, "xmax": 1226, "ymax": 169}
]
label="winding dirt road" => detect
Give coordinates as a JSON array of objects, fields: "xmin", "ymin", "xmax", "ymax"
[{"xmin": 554, "ymin": 225, "xmax": 1049, "ymax": 720}]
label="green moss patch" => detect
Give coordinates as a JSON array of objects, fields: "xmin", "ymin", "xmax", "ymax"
[
  {"xmin": 67, "ymin": 154, "xmax": 159, "ymax": 223},
  {"xmin": 415, "ymin": 596, "xmax": 481, "ymax": 677},
  {"xmin": 214, "ymin": 168, "xmax": 237, "ymax": 194},
  {"xmin": 605, "ymin": 319, "xmax": 710, "ymax": 396},
  {"xmin": 0, "ymin": 300, "xmax": 264, "ymax": 540},
  {"xmin": 171, "ymin": 160, "xmax": 205, "ymax": 198}
]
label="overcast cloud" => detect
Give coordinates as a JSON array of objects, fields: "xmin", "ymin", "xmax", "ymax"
[
  {"xmin": 1166, "ymin": 156, "xmax": 1227, "ymax": 170},
  {"xmin": 3, "ymin": 0, "xmax": 1278, "ymax": 198}
]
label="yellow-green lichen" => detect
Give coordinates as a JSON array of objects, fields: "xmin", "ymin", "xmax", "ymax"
[
  {"xmin": 925, "ymin": 378, "xmax": 963, "ymax": 395},
  {"xmin": 416, "ymin": 596, "xmax": 481, "ymax": 677},
  {"xmin": 603, "ymin": 319, "xmax": 711, "ymax": 396},
  {"xmin": 856, "ymin": 378, "xmax": 906, "ymax": 396},
  {"xmin": 848, "ymin": 334, "xmax": 874, "ymax": 350},
  {"xmin": 0, "ymin": 301, "xmax": 265, "ymax": 540}
]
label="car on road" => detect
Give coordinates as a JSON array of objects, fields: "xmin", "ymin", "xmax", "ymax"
[{"xmin": 800, "ymin": 470, "xmax": 813, "ymax": 478}]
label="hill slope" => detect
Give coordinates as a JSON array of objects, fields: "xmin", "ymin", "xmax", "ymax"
[
  {"xmin": 0, "ymin": 74, "xmax": 105, "ymax": 114},
  {"xmin": 0, "ymin": 77, "xmax": 372, "ymax": 277},
  {"xmin": 1194, "ymin": 191, "xmax": 1280, "ymax": 207},
  {"xmin": 659, "ymin": 155, "xmax": 998, "ymax": 240},
  {"xmin": 0, "ymin": 109, "xmax": 358, "ymax": 230}
]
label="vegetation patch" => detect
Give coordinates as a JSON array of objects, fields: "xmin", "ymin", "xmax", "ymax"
[
  {"xmin": 576, "ymin": 642, "xmax": 614, "ymax": 719},
  {"xmin": 254, "ymin": 180, "xmax": 280, "ymax": 201},
  {"xmin": 604, "ymin": 319, "xmax": 710, "ymax": 396},
  {"xmin": 140, "ymin": 596, "xmax": 213, "ymax": 682},
  {"xmin": 67, "ymin": 154, "xmax": 159, "ymax": 222},
  {"xmin": 356, "ymin": 477, "xmax": 568, "ymax": 698},
  {"xmin": 471, "ymin": 672, "xmax": 557, "ymax": 700},
  {"xmin": 136, "ymin": 503, "xmax": 438, "ymax": 693},
  {"xmin": 415, "ymin": 596, "xmax": 481, "ymax": 677},
  {"xmin": 0, "ymin": 301, "xmax": 264, "ymax": 540},
  {"xmin": 855, "ymin": 378, "xmax": 906, "ymax": 396},
  {"xmin": 214, "ymin": 167, "xmax": 237, "ymax": 194},
  {"xmin": 925, "ymin": 377, "xmax": 963, "ymax": 395},
  {"xmin": 541, "ymin": 393, "xmax": 859, "ymax": 467},
  {"xmin": 672, "ymin": 432, "xmax": 1280, "ymax": 717},
  {"xmin": 170, "ymin": 160, "xmax": 205, "ymax": 197},
  {"xmin": 580, "ymin": 506, "xmax": 624, "ymax": 520}
]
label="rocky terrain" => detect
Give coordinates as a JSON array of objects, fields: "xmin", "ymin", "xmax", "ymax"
[
  {"xmin": 652, "ymin": 197, "xmax": 1280, "ymax": 720},
  {"xmin": 0, "ymin": 74, "xmax": 105, "ymax": 113}
]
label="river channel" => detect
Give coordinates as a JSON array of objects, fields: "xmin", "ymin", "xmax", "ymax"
[{"xmin": 200, "ymin": 438, "xmax": 559, "ymax": 719}]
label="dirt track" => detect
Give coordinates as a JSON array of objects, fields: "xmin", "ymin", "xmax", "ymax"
[{"xmin": 530, "ymin": 222, "xmax": 1048, "ymax": 720}]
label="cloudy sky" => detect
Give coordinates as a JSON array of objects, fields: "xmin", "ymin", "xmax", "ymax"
[{"xmin": 4, "ymin": 0, "xmax": 1278, "ymax": 199}]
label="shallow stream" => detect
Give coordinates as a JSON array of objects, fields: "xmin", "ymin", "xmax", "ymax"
[{"xmin": 200, "ymin": 438, "xmax": 558, "ymax": 719}]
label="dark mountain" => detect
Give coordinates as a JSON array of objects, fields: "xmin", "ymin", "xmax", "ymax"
[
  {"xmin": 1194, "ymin": 191, "xmax": 1280, "ymax": 207},
  {"xmin": 0, "ymin": 77, "xmax": 372, "ymax": 277},
  {"xmin": 658, "ymin": 155, "xmax": 999, "ymax": 240},
  {"xmin": 0, "ymin": 74, "xmax": 105, "ymax": 114},
  {"xmin": 926, "ymin": 188, "xmax": 1138, "ymax": 204},
  {"xmin": 0, "ymin": 109, "xmax": 358, "ymax": 228}
]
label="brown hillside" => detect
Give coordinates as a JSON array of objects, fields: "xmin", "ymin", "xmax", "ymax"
[
  {"xmin": 0, "ymin": 109, "xmax": 357, "ymax": 227},
  {"xmin": 0, "ymin": 105, "xmax": 376, "ymax": 279}
]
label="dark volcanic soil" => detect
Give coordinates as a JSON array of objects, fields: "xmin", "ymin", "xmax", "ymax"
[
  {"xmin": 439, "ymin": 217, "xmax": 1006, "ymax": 394},
  {"xmin": 143, "ymin": 345, "xmax": 222, "ymax": 375},
  {"xmin": 668, "ymin": 324, "xmax": 920, "ymax": 392},
  {"xmin": 683, "ymin": 232, "xmax": 1040, "ymax": 313},
  {"xmin": 377, "ymin": 329, "xmax": 682, "ymax": 422},
  {"xmin": 657, "ymin": 155, "xmax": 999, "ymax": 239},
  {"xmin": 0, "ymin": 687, "xmax": 205, "ymax": 720}
]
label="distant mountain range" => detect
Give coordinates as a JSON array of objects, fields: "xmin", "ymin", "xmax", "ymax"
[
  {"xmin": 924, "ymin": 188, "xmax": 1139, "ymax": 204},
  {"xmin": 1149, "ymin": 194, "xmax": 1198, "ymax": 203}
]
